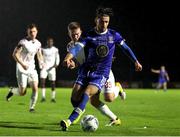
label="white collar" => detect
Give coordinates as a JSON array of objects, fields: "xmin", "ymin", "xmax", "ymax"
[{"xmin": 95, "ymin": 28, "xmax": 108, "ymax": 35}]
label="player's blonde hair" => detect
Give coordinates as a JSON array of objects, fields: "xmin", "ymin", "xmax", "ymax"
[{"xmin": 68, "ymin": 22, "xmax": 81, "ymax": 31}]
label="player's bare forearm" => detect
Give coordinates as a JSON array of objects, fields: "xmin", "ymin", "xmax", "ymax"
[
  {"xmin": 37, "ymin": 50, "xmax": 44, "ymax": 68},
  {"xmin": 37, "ymin": 50, "xmax": 43, "ymax": 63},
  {"xmin": 13, "ymin": 46, "xmax": 25, "ymax": 68},
  {"xmin": 55, "ymin": 52, "xmax": 60, "ymax": 67},
  {"xmin": 151, "ymin": 69, "xmax": 160, "ymax": 74},
  {"xmin": 64, "ymin": 53, "xmax": 74, "ymax": 61},
  {"xmin": 166, "ymin": 74, "xmax": 170, "ymax": 81}
]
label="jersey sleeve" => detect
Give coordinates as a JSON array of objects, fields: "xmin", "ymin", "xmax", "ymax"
[
  {"xmin": 18, "ymin": 39, "xmax": 26, "ymax": 48},
  {"xmin": 69, "ymin": 42, "xmax": 85, "ymax": 57},
  {"xmin": 114, "ymin": 32, "xmax": 124, "ymax": 46},
  {"xmin": 67, "ymin": 42, "xmax": 73, "ymax": 52},
  {"xmin": 115, "ymin": 32, "xmax": 138, "ymax": 63}
]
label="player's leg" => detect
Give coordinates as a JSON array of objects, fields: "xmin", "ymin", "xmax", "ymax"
[
  {"xmin": 103, "ymin": 70, "xmax": 126, "ymax": 102},
  {"xmin": 156, "ymin": 82, "xmax": 162, "ymax": 91},
  {"xmin": 29, "ymin": 70, "xmax": 39, "ymax": 112},
  {"xmin": 103, "ymin": 70, "xmax": 116, "ymax": 102},
  {"xmin": 50, "ymin": 80, "xmax": 56, "ymax": 102},
  {"xmin": 163, "ymin": 82, "xmax": 167, "ymax": 92},
  {"xmin": 60, "ymin": 85, "xmax": 99, "ymax": 131},
  {"xmin": 60, "ymin": 74, "xmax": 106, "ymax": 131},
  {"xmin": 71, "ymin": 84, "xmax": 85, "ymax": 106},
  {"xmin": 60, "ymin": 76, "xmax": 86, "ymax": 126},
  {"xmin": 90, "ymin": 93, "xmax": 121, "ymax": 126},
  {"xmin": 49, "ymin": 68, "xmax": 56, "ymax": 102},
  {"xmin": 70, "ymin": 83, "xmax": 86, "ymax": 124},
  {"xmin": 40, "ymin": 78, "xmax": 46, "ymax": 102},
  {"xmin": 6, "ymin": 71, "xmax": 28, "ymax": 101},
  {"xmin": 40, "ymin": 69, "xmax": 47, "ymax": 102},
  {"xmin": 115, "ymin": 82, "xmax": 126, "ymax": 100},
  {"xmin": 71, "ymin": 74, "xmax": 88, "ymax": 108}
]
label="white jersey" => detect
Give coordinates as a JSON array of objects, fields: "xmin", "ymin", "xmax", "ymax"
[
  {"xmin": 17, "ymin": 38, "xmax": 41, "ymax": 74},
  {"xmin": 42, "ymin": 46, "xmax": 60, "ymax": 70},
  {"xmin": 67, "ymin": 41, "xmax": 85, "ymax": 65}
]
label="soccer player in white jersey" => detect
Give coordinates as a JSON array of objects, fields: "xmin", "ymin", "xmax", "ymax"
[
  {"xmin": 66, "ymin": 22, "xmax": 124, "ymax": 126},
  {"xmin": 6, "ymin": 23, "xmax": 44, "ymax": 112},
  {"xmin": 40, "ymin": 37, "xmax": 60, "ymax": 102}
]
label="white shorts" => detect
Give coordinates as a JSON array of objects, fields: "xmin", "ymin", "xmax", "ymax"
[
  {"xmin": 40, "ymin": 68, "xmax": 56, "ymax": 81},
  {"xmin": 102, "ymin": 70, "xmax": 115, "ymax": 94},
  {"xmin": 16, "ymin": 69, "xmax": 38, "ymax": 88}
]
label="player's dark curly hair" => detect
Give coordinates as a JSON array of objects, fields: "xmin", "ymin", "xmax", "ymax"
[
  {"xmin": 27, "ymin": 23, "xmax": 38, "ymax": 29},
  {"xmin": 96, "ymin": 7, "xmax": 113, "ymax": 17}
]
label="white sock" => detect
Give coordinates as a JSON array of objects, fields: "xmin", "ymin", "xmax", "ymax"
[
  {"xmin": 114, "ymin": 86, "xmax": 120, "ymax": 99},
  {"xmin": 30, "ymin": 91, "xmax": 38, "ymax": 109},
  {"xmin": 67, "ymin": 119, "xmax": 72, "ymax": 125},
  {"xmin": 11, "ymin": 88, "xmax": 20, "ymax": 96},
  {"xmin": 42, "ymin": 88, "xmax": 46, "ymax": 98},
  {"xmin": 98, "ymin": 103, "xmax": 117, "ymax": 120},
  {"xmin": 51, "ymin": 90, "xmax": 56, "ymax": 99}
]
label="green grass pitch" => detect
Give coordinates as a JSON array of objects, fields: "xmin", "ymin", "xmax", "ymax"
[{"xmin": 0, "ymin": 88, "xmax": 180, "ymax": 136}]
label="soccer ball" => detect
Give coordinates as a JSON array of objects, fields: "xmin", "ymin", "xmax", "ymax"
[{"xmin": 80, "ymin": 115, "xmax": 99, "ymax": 132}]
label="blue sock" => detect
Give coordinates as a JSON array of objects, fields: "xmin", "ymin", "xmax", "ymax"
[{"xmin": 69, "ymin": 93, "xmax": 89, "ymax": 122}]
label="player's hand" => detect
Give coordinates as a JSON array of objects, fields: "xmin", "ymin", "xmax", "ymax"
[
  {"xmin": 69, "ymin": 60, "xmax": 76, "ymax": 69},
  {"xmin": 135, "ymin": 61, "xmax": 142, "ymax": 71}
]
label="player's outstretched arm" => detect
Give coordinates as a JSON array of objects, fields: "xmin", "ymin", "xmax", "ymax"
[
  {"xmin": 12, "ymin": 45, "xmax": 28, "ymax": 70},
  {"xmin": 120, "ymin": 42, "xmax": 142, "ymax": 71},
  {"xmin": 151, "ymin": 69, "xmax": 160, "ymax": 74},
  {"xmin": 64, "ymin": 42, "xmax": 84, "ymax": 69}
]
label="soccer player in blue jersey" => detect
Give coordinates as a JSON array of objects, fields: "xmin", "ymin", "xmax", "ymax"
[
  {"xmin": 60, "ymin": 7, "xmax": 142, "ymax": 131},
  {"xmin": 151, "ymin": 66, "xmax": 170, "ymax": 91},
  {"xmin": 66, "ymin": 21, "xmax": 124, "ymax": 126}
]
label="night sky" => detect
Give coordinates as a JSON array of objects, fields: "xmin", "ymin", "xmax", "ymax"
[{"xmin": 0, "ymin": 0, "xmax": 178, "ymax": 87}]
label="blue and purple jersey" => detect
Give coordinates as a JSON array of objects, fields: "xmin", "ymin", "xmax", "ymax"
[
  {"xmin": 72, "ymin": 28, "xmax": 124, "ymax": 78},
  {"xmin": 158, "ymin": 70, "xmax": 168, "ymax": 83},
  {"xmin": 69, "ymin": 28, "xmax": 138, "ymax": 89}
]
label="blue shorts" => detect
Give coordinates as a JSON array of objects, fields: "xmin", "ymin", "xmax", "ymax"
[
  {"xmin": 159, "ymin": 79, "xmax": 167, "ymax": 84},
  {"xmin": 75, "ymin": 72, "xmax": 107, "ymax": 90}
]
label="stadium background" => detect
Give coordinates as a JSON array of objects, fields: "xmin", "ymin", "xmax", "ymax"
[{"xmin": 0, "ymin": 0, "xmax": 178, "ymax": 88}]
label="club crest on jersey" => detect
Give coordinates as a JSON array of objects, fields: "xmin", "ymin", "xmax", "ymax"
[
  {"xmin": 96, "ymin": 45, "xmax": 109, "ymax": 58},
  {"xmin": 108, "ymin": 36, "xmax": 114, "ymax": 43}
]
